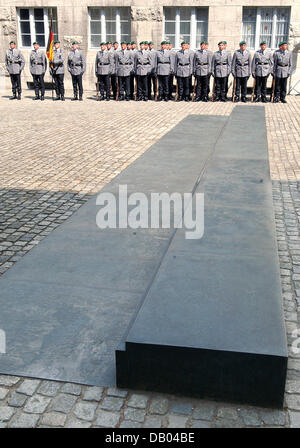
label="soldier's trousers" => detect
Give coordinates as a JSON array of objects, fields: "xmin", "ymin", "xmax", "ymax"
[
  {"xmin": 97, "ymin": 74, "xmax": 110, "ymax": 98},
  {"xmin": 130, "ymin": 73, "xmax": 135, "ymax": 99},
  {"xmin": 111, "ymin": 74, "xmax": 117, "ymax": 99},
  {"xmin": 72, "ymin": 74, "xmax": 83, "ymax": 97},
  {"xmin": 169, "ymin": 74, "xmax": 174, "ymax": 98},
  {"xmin": 118, "ymin": 76, "xmax": 130, "ymax": 98},
  {"xmin": 10, "ymin": 74, "xmax": 21, "ymax": 94},
  {"xmin": 158, "ymin": 75, "xmax": 169, "ymax": 98},
  {"xmin": 275, "ymin": 77, "xmax": 288, "ymax": 99},
  {"xmin": 235, "ymin": 76, "xmax": 248, "ymax": 98},
  {"xmin": 177, "ymin": 76, "xmax": 190, "ymax": 98},
  {"xmin": 32, "ymin": 74, "xmax": 45, "ymax": 97},
  {"xmin": 137, "ymin": 75, "xmax": 148, "ymax": 99},
  {"xmin": 53, "ymin": 73, "xmax": 64, "ymax": 97},
  {"xmin": 148, "ymin": 73, "xmax": 157, "ymax": 99},
  {"xmin": 189, "ymin": 76, "xmax": 193, "ymax": 96},
  {"xmin": 256, "ymin": 76, "xmax": 268, "ymax": 99},
  {"xmin": 195, "ymin": 75, "xmax": 209, "ymax": 99},
  {"xmin": 215, "ymin": 76, "xmax": 228, "ymax": 100}
]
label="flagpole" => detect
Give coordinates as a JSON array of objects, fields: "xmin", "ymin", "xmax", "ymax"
[{"xmin": 50, "ymin": 8, "xmax": 54, "ymax": 101}]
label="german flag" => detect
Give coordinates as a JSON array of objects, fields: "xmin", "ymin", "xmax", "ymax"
[{"xmin": 46, "ymin": 16, "xmax": 54, "ymax": 62}]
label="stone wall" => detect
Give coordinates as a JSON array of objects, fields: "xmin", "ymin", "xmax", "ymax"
[{"xmin": 0, "ymin": 1, "xmax": 299, "ymax": 92}]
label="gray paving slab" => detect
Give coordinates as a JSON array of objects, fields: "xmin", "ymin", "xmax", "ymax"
[
  {"xmin": 0, "ymin": 115, "xmax": 228, "ymax": 386},
  {"xmin": 117, "ymin": 107, "xmax": 288, "ymax": 408}
]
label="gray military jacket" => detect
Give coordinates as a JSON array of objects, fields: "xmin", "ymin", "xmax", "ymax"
[
  {"xmin": 231, "ymin": 49, "xmax": 251, "ymax": 77},
  {"xmin": 108, "ymin": 48, "xmax": 116, "ymax": 75},
  {"xmin": 50, "ymin": 48, "xmax": 65, "ymax": 75},
  {"xmin": 212, "ymin": 50, "xmax": 232, "ymax": 77},
  {"xmin": 148, "ymin": 49, "xmax": 157, "ymax": 75},
  {"xmin": 115, "ymin": 50, "xmax": 134, "ymax": 77},
  {"xmin": 251, "ymin": 49, "xmax": 273, "ymax": 77},
  {"xmin": 68, "ymin": 50, "xmax": 86, "ymax": 76},
  {"xmin": 5, "ymin": 48, "xmax": 25, "ymax": 75},
  {"xmin": 193, "ymin": 50, "xmax": 212, "ymax": 76},
  {"xmin": 134, "ymin": 50, "xmax": 152, "ymax": 76},
  {"xmin": 30, "ymin": 50, "xmax": 47, "ymax": 75},
  {"xmin": 95, "ymin": 50, "xmax": 113, "ymax": 76},
  {"xmin": 156, "ymin": 49, "xmax": 174, "ymax": 76},
  {"xmin": 273, "ymin": 50, "xmax": 292, "ymax": 78},
  {"xmin": 175, "ymin": 50, "xmax": 194, "ymax": 77}
]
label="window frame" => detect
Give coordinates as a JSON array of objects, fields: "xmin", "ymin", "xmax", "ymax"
[
  {"xmin": 163, "ymin": 7, "xmax": 209, "ymax": 50},
  {"xmin": 17, "ymin": 7, "xmax": 57, "ymax": 49},
  {"xmin": 88, "ymin": 7, "xmax": 131, "ymax": 49},
  {"xmin": 242, "ymin": 7, "xmax": 290, "ymax": 50}
]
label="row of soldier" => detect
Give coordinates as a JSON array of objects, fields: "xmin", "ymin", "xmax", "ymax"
[{"xmin": 5, "ymin": 38, "xmax": 292, "ymax": 103}]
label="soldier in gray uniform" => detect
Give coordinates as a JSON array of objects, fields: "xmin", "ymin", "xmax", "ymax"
[
  {"xmin": 175, "ymin": 41, "xmax": 194, "ymax": 101},
  {"xmin": 130, "ymin": 41, "xmax": 138, "ymax": 100},
  {"xmin": 113, "ymin": 41, "xmax": 119, "ymax": 52},
  {"xmin": 50, "ymin": 40, "xmax": 65, "ymax": 101},
  {"xmin": 193, "ymin": 40, "xmax": 212, "ymax": 102},
  {"xmin": 5, "ymin": 40, "xmax": 25, "ymax": 100},
  {"xmin": 251, "ymin": 40, "xmax": 273, "ymax": 103},
  {"xmin": 147, "ymin": 41, "xmax": 157, "ymax": 100},
  {"xmin": 273, "ymin": 41, "xmax": 292, "ymax": 103},
  {"xmin": 30, "ymin": 42, "xmax": 47, "ymax": 101},
  {"xmin": 68, "ymin": 41, "xmax": 86, "ymax": 101},
  {"xmin": 115, "ymin": 41, "xmax": 135, "ymax": 101},
  {"xmin": 231, "ymin": 40, "xmax": 251, "ymax": 102},
  {"xmin": 211, "ymin": 41, "xmax": 232, "ymax": 102},
  {"xmin": 156, "ymin": 40, "xmax": 174, "ymax": 101},
  {"xmin": 135, "ymin": 41, "xmax": 152, "ymax": 101},
  {"xmin": 166, "ymin": 41, "xmax": 176, "ymax": 100},
  {"xmin": 95, "ymin": 42, "xmax": 114, "ymax": 101}
]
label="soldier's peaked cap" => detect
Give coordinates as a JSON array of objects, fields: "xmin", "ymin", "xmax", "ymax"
[
  {"xmin": 161, "ymin": 40, "xmax": 167, "ymax": 45},
  {"xmin": 279, "ymin": 40, "xmax": 288, "ymax": 46},
  {"xmin": 218, "ymin": 41, "xmax": 224, "ymax": 45},
  {"xmin": 131, "ymin": 41, "xmax": 136, "ymax": 45},
  {"xmin": 239, "ymin": 40, "xmax": 247, "ymax": 45},
  {"xmin": 72, "ymin": 41, "xmax": 79, "ymax": 45},
  {"xmin": 10, "ymin": 40, "xmax": 16, "ymax": 45},
  {"xmin": 106, "ymin": 41, "xmax": 112, "ymax": 44},
  {"xmin": 54, "ymin": 40, "xmax": 60, "ymax": 44},
  {"xmin": 200, "ymin": 40, "xmax": 208, "ymax": 45},
  {"xmin": 100, "ymin": 42, "xmax": 106, "ymax": 46},
  {"xmin": 260, "ymin": 41, "xmax": 267, "ymax": 45},
  {"xmin": 148, "ymin": 41, "xmax": 154, "ymax": 45},
  {"xmin": 33, "ymin": 41, "xmax": 40, "ymax": 45}
]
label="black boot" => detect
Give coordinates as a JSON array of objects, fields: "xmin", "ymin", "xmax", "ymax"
[
  {"xmin": 61, "ymin": 95, "xmax": 65, "ymax": 101},
  {"xmin": 241, "ymin": 96, "xmax": 247, "ymax": 103},
  {"xmin": 185, "ymin": 96, "xmax": 190, "ymax": 102},
  {"xmin": 202, "ymin": 97, "xmax": 208, "ymax": 102},
  {"xmin": 41, "ymin": 95, "xmax": 45, "ymax": 101},
  {"xmin": 157, "ymin": 96, "xmax": 162, "ymax": 101},
  {"xmin": 233, "ymin": 96, "xmax": 239, "ymax": 102},
  {"xmin": 254, "ymin": 96, "xmax": 261, "ymax": 103},
  {"xmin": 54, "ymin": 95, "xmax": 61, "ymax": 101},
  {"xmin": 10, "ymin": 92, "xmax": 17, "ymax": 100},
  {"xmin": 79, "ymin": 96, "xmax": 83, "ymax": 101},
  {"xmin": 273, "ymin": 97, "xmax": 280, "ymax": 103},
  {"xmin": 72, "ymin": 94, "xmax": 78, "ymax": 101},
  {"xmin": 34, "ymin": 95, "xmax": 40, "ymax": 100},
  {"xmin": 17, "ymin": 92, "xmax": 21, "ymax": 101},
  {"xmin": 261, "ymin": 96, "xmax": 267, "ymax": 103},
  {"xmin": 281, "ymin": 97, "xmax": 287, "ymax": 103}
]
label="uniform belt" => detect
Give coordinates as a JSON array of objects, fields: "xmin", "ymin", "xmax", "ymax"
[
  {"xmin": 237, "ymin": 62, "xmax": 249, "ymax": 66},
  {"xmin": 138, "ymin": 63, "xmax": 150, "ymax": 65},
  {"xmin": 71, "ymin": 63, "xmax": 82, "ymax": 66},
  {"xmin": 197, "ymin": 63, "xmax": 208, "ymax": 66},
  {"xmin": 257, "ymin": 62, "xmax": 269, "ymax": 65},
  {"xmin": 179, "ymin": 63, "xmax": 190, "ymax": 66},
  {"xmin": 98, "ymin": 63, "xmax": 110, "ymax": 65},
  {"xmin": 159, "ymin": 61, "xmax": 170, "ymax": 64},
  {"xmin": 120, "ymin": 62, "xmax": 132, "ymax": 65},
  {"xmin": 278, "ymin": 63, "xmax": 288, "ymax": 67},
  {"xmin": 34, "ymin": 62, "xmax": 44, "ymax": 65},
  {"xmin": 216, "ymin": 62, "xmax": 228, "ymax": 65}
]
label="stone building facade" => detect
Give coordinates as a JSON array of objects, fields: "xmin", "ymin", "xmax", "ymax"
[{"xmin": 0, "ymin": 0, "xmax": 300, "ymax": 92}]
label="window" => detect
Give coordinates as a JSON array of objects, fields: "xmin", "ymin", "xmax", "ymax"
[
  {"xmin": 163, "ymin": 7, "xmax": 208, "ymax": 49},
  {"xmin": 18, "ymin": 8, "xmax": 58, "ymax": 48},
  {"xmin": 89, "ymin": 7, "xmax": 131, "ymax": 48},
  {"xmin": 242, "ymin": 7, "xmax": 290, "ymax": 49}
]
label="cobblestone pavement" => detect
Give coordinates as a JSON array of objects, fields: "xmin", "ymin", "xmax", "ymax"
[{"xmin": 0, "ymin": 90, "xmax": 299, "ymax": 428}]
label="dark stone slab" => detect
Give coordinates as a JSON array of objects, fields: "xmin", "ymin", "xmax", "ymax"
[
  {"xmin": 0, "ymin": 115, "xmax": 228, "ymax": 386},
  {"xmin": 116, "ymin": 107, "xmax": 288, "ymax": 408}
]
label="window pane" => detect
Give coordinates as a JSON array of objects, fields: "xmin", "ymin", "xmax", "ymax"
[
  {"xmin": 106, "ymin": 21, "xmax": 116, "ymax": 36},
  {"xmin": 164, "ymin": 7, "xmax": 176, "ymax": 21},
  {"xmin": 90, "ymin": 8, "xmax": 100, "ymax": 20},
  {"xmin": 20, "ymin": 21, "xmax": 30, "ymax": 34},
  {"xmin": 180, "ymin": 22, "xmax": 190, "ymax": 36},
  {"xmin": 36, "ymin": 35, "xmax": 45, "ymax": 46},
  {"xmin": 91, "ymin": 34, "xmax": 100, "ymax": 47},
  {"xmin": 34, "ymin": 8, "xmax": 44, "ymax": 21},
  {"xmin": 35, "ymin": 21, "xmax": 45, "ymax": 34},
  {"xmin": 243, "ymin": 7, "xmax": 257, "ymax": 22},
  {"xmin": 22, "ymin": 35, "xmax": 31, "ymax": 47},
  {"xmin": 120, "ymin": 21, "xmax": 130, "ymax": 36},
  {"xmin": 165, "ymin": 22, "xmax": 175, "ymax": 35},
  {"xmin": 242, "ymin": 7, "xmax": 257, "ymax": 48},
  {"xmin": 179, "ymin": 7, "xmax": 191, "ymax": 21},
  {"xmin": 119, "ymin": 7, "xmax": 130, "ymax": 20},
  {"xmin": 20, "ymin": 9, "xmax": 29, "ymax": 20},
  {"xmin": 168, "ymin": 36, "xmax": 175, "ymax": 47},
  {"xmin": 195, "ymin": 7, "xmax": 208, "ymax": 22},
  {"xmin": 91, "ymin": 21, "xmax": 101, "ymax": 35}
]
